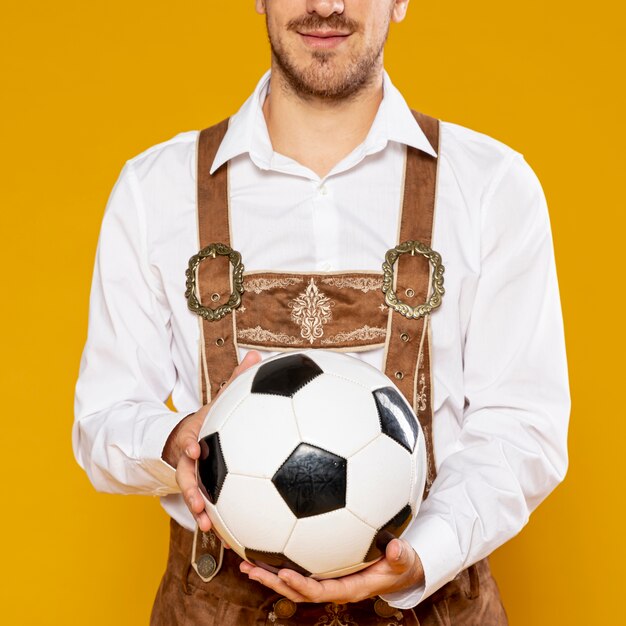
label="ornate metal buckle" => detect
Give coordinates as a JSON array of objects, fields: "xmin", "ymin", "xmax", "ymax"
[
  {"xmin": 185, "ymin": 243, "xmax": 244, "ymax": 322},
  {"xmin": 382, "ymin": 240, "xmax": 445, "ymax": 319}
]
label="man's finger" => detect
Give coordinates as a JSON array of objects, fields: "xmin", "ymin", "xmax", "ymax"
[
  {"xmin": 211, "ymin": 351, "xmax": 263, "ymax": 403},
  {"xmin": 176, "ymin": 455, "xmax": 213, "ymax": 531},
  {"xmin": 196, "ymin": 510, "xmax": 212, "ymax": 533},
  {"xmin": 385, "ymin": 539, "xmax": 404, "ymax": 563},
  {"xmin": 232, "ymin": 350, "xmax": 262, "ymax": 378},
  {"xmin": 176, "ymin": 455, "xmax": 204, "ymax": 514},
  {"xmin": 280, "ymin": 570, "xmax": 360, "ymax": 604},
  {"xmin": 277, "ymin": 570, "xmax": 329, "ymax": 603},
  {"xmin": 240, "ymin": 563, "xmax": 308, "ymax": 603},
  {"xmin": 385, "ymin": 539, "xmax": 413, "ymax": 572},
  {"xmin": 181, "ymin": 437, "xmax": 200, "ymax": 460}
]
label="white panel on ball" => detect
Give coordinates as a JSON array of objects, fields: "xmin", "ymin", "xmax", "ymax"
[
  {"xmin": 216, "ymin": 474, "xmax": 296, "ymax": 553},
  {"xmin": 220, "ymin": 393, "xmax": 300, "ymax": 478},
  {"xmin": 305, "ymin": 349, "xmax": 391, "ymax": 391},
  {"xmin": 205, "ymin": 502, "xmax": 245, "ymax": 556},
  {"xmin": 284, "ymin": 508, "xmax": 375, "ymax": 578},
  {"xmin": 199, "ymin": 371, "xmax": 254, "ymax": 436},
  {"xmin": 293, "ymin": 374, "xmax": 381, "ymax": 458},
  {"xmin": 408, "ymin": 429, "xmax": 427, "ymax": 514},
  {"xmin": 346, "ymin": 434, "xmax": 413, "ymax": 529}
]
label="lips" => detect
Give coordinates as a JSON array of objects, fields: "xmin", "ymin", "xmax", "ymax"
[
  {"xmin": 298, "ymin": 30, "xmax": 351, "ymax": 49},
  {"xmin": 299, "ymin": 30, "xmax": 351, "ymax": 38}
]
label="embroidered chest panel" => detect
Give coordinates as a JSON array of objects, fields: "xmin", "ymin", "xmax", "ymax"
[{"xmin": 234, "ymin": 271, "xmax": 388, "ymax": 350}]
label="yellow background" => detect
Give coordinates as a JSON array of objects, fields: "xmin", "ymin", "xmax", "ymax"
[{"xmin": 1, "ymin": 1, "xmax": 623, "ymax": 624}]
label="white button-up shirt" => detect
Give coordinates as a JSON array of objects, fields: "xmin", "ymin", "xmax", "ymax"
[{"xmin": 73, "ymin": 70, "xmax": 570, "ymax": 608}]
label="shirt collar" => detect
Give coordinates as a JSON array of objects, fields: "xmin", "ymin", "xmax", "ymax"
[{"xmin": 210, "ymin": 69, "xmax": 437, "ymax": 175}]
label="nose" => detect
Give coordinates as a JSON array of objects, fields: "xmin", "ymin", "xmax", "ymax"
[{"xmin": 306, "ymin": 0, "xmax": 345, "ymax": 18}]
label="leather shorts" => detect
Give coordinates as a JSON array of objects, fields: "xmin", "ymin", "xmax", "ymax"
[{"xmin": 150, "ymin": 518, "xmax": 508, "ymax": 626}]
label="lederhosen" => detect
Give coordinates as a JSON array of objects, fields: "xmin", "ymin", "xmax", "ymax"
[{"xmin": 150, "ymin": 113, "xmax": 509, "ymax": 625}]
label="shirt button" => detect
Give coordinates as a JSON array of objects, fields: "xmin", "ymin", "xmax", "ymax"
[{"xmin": 319, "ymin": 183, "xmax": 328, "ymax": 195}]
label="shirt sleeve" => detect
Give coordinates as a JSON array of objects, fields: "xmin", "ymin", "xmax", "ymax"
[
  {"xmin": 73, "ymin": 161, "xmax": 187, "ymax": 496},
  {"xmin": 381, "ymin": 153, "xmax": 570, "ymax": 608}
]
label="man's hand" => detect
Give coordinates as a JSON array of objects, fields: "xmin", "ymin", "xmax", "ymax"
[
  {"xmin": 239, "ymin": 538, "xmax": 425, "ymax": 604},
  {"xmin": 162, "ymin": 351, "xmax": 262, "ymax": 532}
]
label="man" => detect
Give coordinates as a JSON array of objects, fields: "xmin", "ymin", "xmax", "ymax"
[{"xmin": 73, "ymin": 1, "xmax": 570, "ymax": 624}]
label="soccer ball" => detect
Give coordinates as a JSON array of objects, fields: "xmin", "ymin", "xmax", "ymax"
[{"xmin": 196, "ymin": 350, "xmax": 426, "ymax": 579}]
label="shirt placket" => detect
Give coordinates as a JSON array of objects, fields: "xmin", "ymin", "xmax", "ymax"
[{"xmin": 312, "ymin": 178, "xmax": 340, "ymax": 273}]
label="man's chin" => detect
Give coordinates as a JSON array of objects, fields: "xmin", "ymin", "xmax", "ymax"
[
  {"xmin": 279, "ymin": 64, "xmax": 364, "ymax": 99},
  {"xmin": 272, "ymin": 44, "xmax": 380, "ymax": 101}
]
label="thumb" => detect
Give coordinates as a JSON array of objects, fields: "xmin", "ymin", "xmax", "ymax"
[
  {"xmin": 233, "ymin": 350, "xmax": 262, "ymax": 377},
  {"xmin": 386, "ymin": 539, "xmax": 411, "ymax": 570},
  {"xmin": 216, "ymin": 352, "xmax": 263, "ymax": 402}
]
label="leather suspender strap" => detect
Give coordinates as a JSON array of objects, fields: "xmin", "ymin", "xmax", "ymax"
[
  {"xmin": 196, "ymin": 119, "xmax": 240, "ymax": 404},
  {"xmin": 383, "ymin": 111, "xmax": 440, "ymax": 495}
]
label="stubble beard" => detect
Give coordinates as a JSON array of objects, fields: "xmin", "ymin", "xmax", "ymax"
[{"xmin": 267, "ymin": 16, "xmax": 389, "ymax": 102}]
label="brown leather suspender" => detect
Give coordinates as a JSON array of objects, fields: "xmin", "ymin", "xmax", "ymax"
[
  {"xmin": 382, "ymin": 111, "xmax": 440, "ymax": 494},
  {"xmin": 195, "ymin": 119, "xmax": 238, "ymax": 403}
]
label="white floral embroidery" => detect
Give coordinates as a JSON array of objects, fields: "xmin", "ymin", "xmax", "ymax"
[
  {"xmin": 244, "ymin": 276, "xmax": 304, "ymax": 294},
  {"xmin": 321, "ymin": 325, "xmax": 386, "ymax": 345},
  {"xmin": 417, "ymin": 372, "xmax": 428, "ymax": 412},
  {"xmin": 320, "ymin": 276, "xmax": 383, "ymax": 293},
  {"xmin": 237, "ymin": 326, "xmax": 299, "ymax": 345},
  {"xmin": 289, "ymin": 278, "xmax": 335, "ymax": 344}
]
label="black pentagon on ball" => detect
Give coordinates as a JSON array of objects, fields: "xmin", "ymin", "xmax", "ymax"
[
  {"xmin": 272, "ymin": 443, "xmax": 347, "ymax": 518},
  {"xmin": 197, "ymin": 432, "xmax": 228, "ymax": 504},
  {"xmin": 245, "ymin": 549, "xmax": 311, "ymax": 577},
  {"xmin": 364, "ymin": 504, "xmax": 413, "ymax": 562},
  {"xmin": 251, "ymin": 353, "xmax": 323, "ymax": 397},
  {"xmin": 373, "ymin": 387, "xmax": 419, "ymax": 452}
]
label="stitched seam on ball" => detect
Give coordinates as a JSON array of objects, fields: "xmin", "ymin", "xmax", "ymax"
[
  {"xmin": 345, "ymin": 431, "xmax": 381, "ymax": 460},
  {"xmin": 290, "ymin": 396, "xmax": 303, "ymax": 441},
  {"xmin": 281, "ymin": 519, "xmax": 299, "ymax": 557},
  {"xmin": 291, "ymin": 374, "xmax": 323, "ymax": 395},
  {"xmin": 343, "ymin": 502, "xmax": 377, "ymax": 533},
  {"xmin": 326, "ymin": 372, "xmax": 374, "ymax": 391},
  {"xmin": 217, "ymin": 394, "xmax": 250, "ymax": 431}
]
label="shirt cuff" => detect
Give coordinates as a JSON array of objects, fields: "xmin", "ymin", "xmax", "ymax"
[
  {"xmin": 380, "ymin": 512, "xmax": 463, "ymax": 609},
  {"xmin": 138, "ymin": 412, "xmax": 186, "ymax": 495}
]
